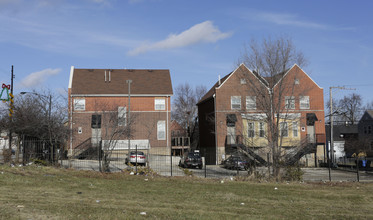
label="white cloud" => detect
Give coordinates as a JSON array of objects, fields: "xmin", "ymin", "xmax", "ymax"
[
  {"xmin": 256, "ymin": 12, "xmax": 328, "ymax": 29},
  {"xmin": 20, "ymin": 68, "xmax": 61, "ymax": 88},
  {"xmin": 128, "ymin": 0, "xmax": 144, "ymax": 4},
  {"xmin": 128, "ymin": 20, "xmax": 232, "ymax": 56}
]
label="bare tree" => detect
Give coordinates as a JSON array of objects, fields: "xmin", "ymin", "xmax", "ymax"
[
  {"xmin": 0, "ymin": 90, "xmax": 69, "ymax": 163},
  {"xmin": 337, "ymin": 93, "xmax": 363, "ymax": 124},
  {"xmin": 365, "ymin": 100, "xmax": 373, "ymax": 110},
  {"xmin": 89, "ymin": 101, "xmax": 135, "ymax": 172},
  {"xmin": 172, "ymin": 83, "xmax": 206, "ymax": 149},
  {"xmin": 237, "ymin": 36, "xmax": 309, "ymax": 178}
]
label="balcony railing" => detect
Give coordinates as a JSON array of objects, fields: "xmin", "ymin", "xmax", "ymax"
[
  {"xmin": 226, "ymin": 135, "xmax": 243, "ymax": 146},
  {"xmin": 171, "ymin": 137, "xmax": 190, "ymax": 148}
]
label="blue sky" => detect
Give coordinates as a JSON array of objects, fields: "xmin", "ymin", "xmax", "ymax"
[{"xmin": 1, "ymin": 0, "xmax": 372, "ymax": 105}]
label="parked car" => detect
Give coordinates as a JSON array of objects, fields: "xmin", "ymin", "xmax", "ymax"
[
  {"xmin": 179, "ymin": 151, "xmax": 203, "ymax": 169},
  {"xmin": 125, "ymin": 151, "xmax": 146, "ymax": 166},
  {"xmin": 222, "ymin": 155, "xmax": 249, "ymax": 170}
]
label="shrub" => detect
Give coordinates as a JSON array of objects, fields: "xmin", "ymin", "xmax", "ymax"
[{"xmin": 282, "ymin": 166, "xmax": 304, "ymax": 181}]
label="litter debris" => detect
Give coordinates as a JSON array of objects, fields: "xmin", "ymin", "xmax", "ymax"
[
  {"xmin": 130, "ymin": 172, "xmax": 134, "ymax": 175},
  {"xmin": 17, "ymin": 205, "xmax": 24, "ymax": 208},
  {"xmin": 274, "ymin": 187, "xmax": 278, "ymax": 190},
  {"xmin": 144, "ymin": 179, "xmax": 148, "ymax": 181},
  {"xmin": 220, "ymin": 180, "xmax": 224, "ymax": 184},
  {"xmin": 1, "ymin": 172, "xmax": 4, "ymax": 174},
  {"xmin": 140, "ymin": 212, "xmax": 147, "ymax": 216},
  {"xmin": 230, "ymin": 177, "xmax": 234, "ymax": 181},
  {"xmin": 240, "ymin": 203, "xmax": 245, "ymax": 206},
  {"xmin": 96, "ymin": 200, "xmax": 100, "ymax": 203}
]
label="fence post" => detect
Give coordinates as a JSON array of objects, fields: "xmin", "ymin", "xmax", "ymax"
[
  {"xmin": 22, "ymin": 135, "xmax": 25, "ymax": 165},
  {"xmin": 98, "ymin": 141, "xmax": 102, "ymax": 172},
  {"xmin": 170, "ymin": 147, "xmax": 173, "ymax": 177},
  {"xmin": 135, "ymin": 145, "xmax": 138, "ymax": 174},
  {"xmin": 356, "ymin": 157, "xmax": 360, "ymax": 182},
  {"xmin": 204, "ymin": 148, "xmax": 207, "ymax": 178},
  {"xmin": 267, "ymin": 153, "xmax": 271, "ymax": 177}
]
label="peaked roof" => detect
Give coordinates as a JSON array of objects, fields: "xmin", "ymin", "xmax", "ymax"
[
  {"xmin": 197, "ymin": 72, "xmax": 232, "ymax": 105},
  {"xmin": 360, "ymin": 110, "xmax": 373, "ymax": 121},
  {"xmin": 69, "ymin": 67, "xmax": 173, "ymax": 96},
  {"xmin": 197, "ymin": 63, "xmax": 320, "ymax": 105},
  {"xmin": 366, "ymin": 110, "xmax": 373, "ymax": 118}
]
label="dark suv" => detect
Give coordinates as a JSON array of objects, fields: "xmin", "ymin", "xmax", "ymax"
[{"xmin": 179, "ymin": 151, "xmax": 203, "ymax": 169}]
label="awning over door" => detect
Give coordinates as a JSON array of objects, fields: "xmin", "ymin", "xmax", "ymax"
[
  {"xmin": 226, "ymin": 114, "xmax": 237, "ymax": 127},
  {"xmin": 306, "ymin": 113, "xmax": 318, "ymax": 126}
]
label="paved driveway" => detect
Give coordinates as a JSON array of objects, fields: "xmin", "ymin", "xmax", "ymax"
[{"xmin": 61, "ymin": 159, "xmax": 373, "ymax": 182}]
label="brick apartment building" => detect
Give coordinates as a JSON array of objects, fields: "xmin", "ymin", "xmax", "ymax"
[
  {"xmin": 197, "ymin": 64, "xmax": 326, "ymax": 165},
  {"xmin": 68, "ymin": 66, "xmax": 173, "ymax": 156}
]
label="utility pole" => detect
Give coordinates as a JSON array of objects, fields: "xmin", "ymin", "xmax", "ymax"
[
  {"xmin": 8, "ymin": 65, "xmax": 14, "ymax": 151},
  {"xmin": 329, "ymin": 86, "xmax": 355, "ymax": 165},
  {"xmin": 126, "ymin": 80, "xmax": 132, "ymax": 164}
]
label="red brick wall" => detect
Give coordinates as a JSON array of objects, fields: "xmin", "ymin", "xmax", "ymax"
[
  {"xmin": 68, "ymin": 95, "xmax": 171, "ymax": 153},
  {"xmin": 198, "ymin": 64, "xmax": 326, "ymax": 163}
]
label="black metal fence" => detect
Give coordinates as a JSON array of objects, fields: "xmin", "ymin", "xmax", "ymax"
[{"xmin": 2, "ymin": 139, "xmax": 373, "ymax": 182}]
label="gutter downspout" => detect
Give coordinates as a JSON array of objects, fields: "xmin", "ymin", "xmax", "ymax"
[
  {"xmin": 167, "ymin": 96, "xmax": 170, "ymax": 154},
  {"xmin": 69, "ymin": 66, "xmax": 74, "ymax": 167},
  {"xmin": 213, "ymin": 94, "xmax": 218, "ymax": 165}
]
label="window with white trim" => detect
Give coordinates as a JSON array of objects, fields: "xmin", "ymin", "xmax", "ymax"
[
  {"xmin": 231, "ymin": 96, "xmax": 241, "ymax": 110},
  {"xmin": 259, "ymin": 122, "xmax": 265, "ymax": 137},
  {"xmin": 246, "ymin": 96, "xmax": 256, "ymax": 110},
  {"xmin": 118, "ymin": 106, "xmax": 127, "ymax": 126},
  {"xmin": 248, "ymin": 122, "xmax": 255, "ymax": 138},
  {"xmin": 292, "ymin": 122, "xmax": 298, "ymax": 137},
  {"xmin": 155, "ymin": 98, "xmax": 166, "ymax": 110},
  {"xmin": 157, "ymin": 121, "xmax": 166, "ymax": 140},
  {"xmin": 300, "ymin": 96, "xmax": 310, "ymax": 109},
  {"xmin": 280, "ymin": 122, "xmax": 288, "ymax": 137},
  {"xmin": 285, "ymin": 96, "xmax": 295, "ymax": 109},
  {"xmin": 74, "ymin": 98, "xmax": 85, "ymax": 111}
]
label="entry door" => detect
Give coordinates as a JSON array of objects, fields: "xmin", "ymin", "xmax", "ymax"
[
  {"xmin": 92, "ymin": 129, "xmax": 101, "ymax": 146},
  {"xmin": 227, "ymin": 126, "xmax": 236, "ymax": 145},
  {"xmin": 307, "ymin": 125, "xmax": 315, "ymax": 143}
]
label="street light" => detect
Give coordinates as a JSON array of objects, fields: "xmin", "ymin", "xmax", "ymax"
[
  {"xmin": 20, "ymin": 92, "xmax": 52, "ymax": 120},
  {"xmin": 126, "ymin": 80, "xmax": 132, "ymax": 167}
]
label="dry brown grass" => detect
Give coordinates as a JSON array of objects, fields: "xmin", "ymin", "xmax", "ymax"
[{"xmin": 0, "ymin": 165, "xmax": 372, "ymax": 219}]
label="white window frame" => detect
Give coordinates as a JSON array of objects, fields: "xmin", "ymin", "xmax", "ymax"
[
  {"xmin": 157, "ymin": 120, "xmax": 166, "ymax": 140},
  {"xmin": 300, "ymin": 96, "xmax": 310, "ymax": 109},
  {"xmin": 248, "ymin": 122, "xmax": 255, "ymax": 138},
  {"xmin": 231, "ymin": 96, "xmax": 241, "ymax": 110},
  {"xmin": 246, "ymin": 96, "xmax": 256, "ymax": 110},
  {"xmin": 292, "ymin": 121, "xmax": 298, "ymax": 137},
  {"xmin": 118, "ymin": 106, "xmax": 127, "ymax": 126},
  {"xmin": 259, "ymin": 122, "xmax": 265, "ymax": 138},
  {"xmin": 280, "ymin": 122, "xmax": 288, "ymax": 137},
  {"xmin": 74, "ymin": 98, "xmax": 85, "ymax": 111},
  {"xmin": 155, "ymin": 98, "xmax": 166, "ymax": 110},
  {"xmin": 285, "ymin": 96, "xmax": 295, "ymax": 109}
]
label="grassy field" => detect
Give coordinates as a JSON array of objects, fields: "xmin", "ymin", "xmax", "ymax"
[{"xmin": 0, "ymin": 165, "xmax": 372, "ymax": 219}]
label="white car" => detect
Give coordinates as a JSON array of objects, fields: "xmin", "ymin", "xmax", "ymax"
[{"xmin": 125, "ymin": 151, "xmax": 146, "ymax": 165}]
